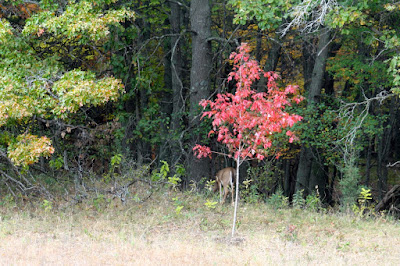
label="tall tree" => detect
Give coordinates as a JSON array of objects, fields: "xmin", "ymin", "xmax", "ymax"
[
  {"xmin": 169, "ymin": 0, "xmax": 185, "ymax": 167},
  {"xmin": 0, "ymin": 0, "xmax": 134, "ymax": 194},
  {"xmin": 189, "ymin": 0, "xmax": 212, "ymax": 183},
  {"xmin": 295, "ymin": 27, "xmax": 331, "ymax": 195}
]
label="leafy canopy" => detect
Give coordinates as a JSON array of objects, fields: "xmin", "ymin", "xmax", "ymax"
[
  {"xmin": 0, "ymin": 0, "xmax": 134, "ymax": 167},
  {"xmin": 194, "ymin": 43, "xmax": 303, "ymax": 162}
]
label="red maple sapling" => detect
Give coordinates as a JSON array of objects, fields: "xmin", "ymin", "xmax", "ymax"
[
  {"xmin": 193, "ymin": 43, "xmax": 304, "ymax": 238},
  {"xmin": 193, "ymin": 43, "xmax": 303, "ymax": 162}
]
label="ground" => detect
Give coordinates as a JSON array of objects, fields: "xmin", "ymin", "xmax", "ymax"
[{"xmin": 0, "ymin": 191, "xmax": 399, "ymax": 265}]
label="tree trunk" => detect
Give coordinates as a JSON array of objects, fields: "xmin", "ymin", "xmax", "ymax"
[
  {"xmin": 283, "ymin": 159, "xmax": 291, "ymax": 197},
  {"xmin": 364, "ymin": 138, "xmax": 372, "ymax": 186},
  {"xmin": 307, "ymin": 28, "xmax": 330, "ymax": 103},
  {"xmin": 295, "ymin": 146, "xmax": 313, "ymax": 193},
  {"xmin": 257, "ymin": 37, "xmax": 281, "ymax": 92},
  {"xmin": 232, "ymin": 155, "xmax": 240, "ymax": 238},
  {"xmin": 169, "ymin": 1, "xmax": 184, "ymax": 167},
  {"xmin": 378, "ymin": 97, "xmax": 398, "ymax": 199},
  {"xmin": 159, "ymin": 27, "xmax": 173, "ymax": 163},
  {"xmin": 188, "ymin": 0, "xmax": 212, "ymax": 183},
  {"xmin": 265, "ymin": 39, "xmax": 281, "ymax": 72},
  {"xmin": 295, "ymin": 28, "xmax": 331, "ymax": 195},
  {"xmin": 302, "ymin": 37, "xmax": 315, "ymax": 91}
]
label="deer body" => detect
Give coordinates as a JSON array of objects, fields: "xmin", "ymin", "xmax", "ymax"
[{"xmin": 213, "ymin": 167, "xmax": 236, "ymax": 205}]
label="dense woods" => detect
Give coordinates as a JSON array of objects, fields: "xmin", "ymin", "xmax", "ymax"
[{"xmin": 1, "ymin": 0, "xmax": 400, "ymax": 214}]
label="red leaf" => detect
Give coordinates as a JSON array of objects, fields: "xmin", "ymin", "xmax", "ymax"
[{"xmin": 193, "ymin": 43, "xmax": 303, "ymax": 162}]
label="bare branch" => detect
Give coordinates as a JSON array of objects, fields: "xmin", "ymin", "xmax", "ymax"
[
  {"xmin": 387, "ymin": 161, "xmax": 400, "ymax": 168},
  {"xmin": 334, "ymin": 90, "xmax": 393, "ymax": 162},
  {"xmin": 279, "ymin": 0, "xmax": 338, "ymax": 36}
]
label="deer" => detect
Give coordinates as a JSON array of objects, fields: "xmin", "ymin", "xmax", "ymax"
[{"xmin": 213, "ymin": 167, "xmax": 236, "ymax": 205}]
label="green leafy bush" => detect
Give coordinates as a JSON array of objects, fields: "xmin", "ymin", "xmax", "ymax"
[
  {"xmin": 292, "ymin": 189, "xmax": 306, "ymax": 209},
  {"xmin": 267, "ymin": 189, "xmax": 289, "ymax": 209},
  {"xmin": 340, "ymin": 161, "xmax": 361, "ymax": 211},
  {"xmin": 352, "ymin": 188, "xmax": 375, "ymax": 218}
]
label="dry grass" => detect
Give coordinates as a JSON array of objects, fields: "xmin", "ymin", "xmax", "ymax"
[{"xmin": 0, "ymin": 191, "xmax": 399, "ymax": 265}]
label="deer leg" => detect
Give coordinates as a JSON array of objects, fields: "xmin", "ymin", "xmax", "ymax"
[
  {"xmin": 230, "ymin": 174, "xmax": 234, "ymax": 206},
  {"xmin": 223, "ymin": 185, "xmax": 229, "ymax": 204},
  {"xmin": 231, "ymin": 185, "xmax": 234, "ymax": 206},
  {"xmin": 219, "ymin": 180, "xmax": 223, "ymax": 203}
]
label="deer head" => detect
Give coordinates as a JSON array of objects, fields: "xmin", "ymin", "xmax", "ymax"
[{"xmin": 213, "ymin": 167, "xmax": 236, "ymax": 205}]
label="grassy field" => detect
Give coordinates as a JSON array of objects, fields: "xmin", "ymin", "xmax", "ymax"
[{"xmin": 0, "ymin": 191, "xmax": 399, "ymax": 265}]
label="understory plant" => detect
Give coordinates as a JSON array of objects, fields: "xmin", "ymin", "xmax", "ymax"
[{"xmin": 193, "ymin": 43, "xmax": 303, "ymax": 237}]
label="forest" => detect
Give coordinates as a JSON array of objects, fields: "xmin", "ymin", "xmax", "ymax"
[
  {"xmin": 3, "ymin": 0, "xmax": 400, "ymax": 263},
  {"xmin": 1, "ymin": 0, "xmax": 400, "ymax": 215}
]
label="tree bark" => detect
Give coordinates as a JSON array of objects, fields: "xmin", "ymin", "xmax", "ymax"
[
  {"xmin": 188, "ymin": 0, "xmax": 212, "ymax": 183},
  {"xmin": 377, "ymin": 97, "xmax": 398, "ymax": 199},
  {"xmin": 257, "ymin": 36, "xmax": 281, "ymax": 92},
  {"xmin": 307, "ymin": 28, "xmax": 330, "ymax": 103},
  {"xmin": 265, "ymin": 39, "xmax": 281, "ymax": 72},
  {"xmin": 295, "ymin": 28, "xmax": 331, "ymax": 195},
  {"xmin": 169, "ymin": 1, "xmax": 184, "ymax": 167},
  {"xmin": 283, "ymin": 159, "xmax": 291, "ymax": 197}
]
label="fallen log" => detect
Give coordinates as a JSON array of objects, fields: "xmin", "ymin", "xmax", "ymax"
[{"xmin": 375, "ymin": 185, "xmax": 400, "ymax": 216}]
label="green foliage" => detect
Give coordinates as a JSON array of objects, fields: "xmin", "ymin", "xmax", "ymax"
[
  {"xmin": 340, "ymin": 161, "xmax": 361, "ymax": 211},
  {"xmin": 246, "ymin": 164, "xmax": 278, "ymax": 197},
  {"xmin": 49, "ymin": 156, "xmax": 64, "ymax": 170},
  {"xmin": 305, "ymin": 192, "xmax": 322, "ymax": 211},
  {"xmin": 168, "ymin": 175, "xmax": 182, "ymax": 191},
  {"xmin": 352, "ymin": 188, "xmax": 375, "ymax": 218},
  {"xmin": 205, "ymin": 179, "xmax": 216, "ymax": 192},
  {"xmin": 204, "ymin": 199, "xmax": 218, "ymax": 209},
  {"xmin": 292, "ymin": 104, "xmax": 342, "ymax": 166},
  {"xmin": 388, "ymin": 55, "xmax": 400, "ymax": 95},
  {"xmin": 23, "ymin": 1, "xmax": 135, "ymax": 43},
  {"xmin": 0, "ymin": 1, "xmax": 133, "ymax": 170},
  {"xmin": 151, "ymin": 160, "xmax": 170, "ymax": 181},
  {"xmin": 292, "ymin": 189, "xmax": 306, "ymax": 209},
  {"xmin": 111, "ymin": 153, "xmax": 122, "ymax": 167},
  {"xmin": 52, "ymin": 70, "xmax": 124, "ymax": 116},
  {"xmin": 41, "ymin": 199, "xmax": 53, "ymax": 212},
  {"xmin": 151, "ymin": 161, "xmax": 183, "ymax": 190},
  {"xmin": 172, "ymin": 196, "xmax": 184, "ymax": 215},
  {"xmin": 0, "ymin": 194, "xmax": 15, "ymax": 207},
  {"xmin": 175, "ymin": 205, "xmax": 184, "ymax": 215},
  {"xmin": 92, "ymin": 194, "xmax": 107, "ymax": 212},
  {"xmin": 292, "ymin": 188, "xmax": 322, "ymax": 211},
  {"xmin": 267, "ymin": 188, "xmax": 289, "ymax": 210},
  {"xmin": 167, "ymin": 164, "xmax": 185, "ymax": 191},
  {"xmin": 327, "ymin": 41, "xmax": 391, "ymax": 95},
  {"xmin": 131, "ymin": 101, "xmax": 168, "ymax": 146},
  {"xmin": 228, "ymin": 0, "xmax": 289, "ymax": 30},
  {"xmin": 240, "ymin": 179, "xmax": 260, "ymax": 204},
  {"xmin": 103, "ymin": 153, "xmax": 123, "ymax": 182}
]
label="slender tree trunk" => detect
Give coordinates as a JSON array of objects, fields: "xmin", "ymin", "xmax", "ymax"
[
  {"xmin": 232, "ymin": 155, "xmax": 240, "ymax": 238},
  {"xmin": 169, "ymin": 1, "xmax": 184, "ymax": 167},
  {"xmin": 135, "ymin": 96, "xmax": 144, "ymax": 165},
  {"xmin": 283, "ymin": 159, "xmax": 291, "ymax": 197},
  {"xmin": 364, "ymin": 138, "xmax": 372, "ymax": 186},
  {"xmin": 159, "ymin": 27, "xmax": 173, "ymax": 163},
  {"xmin": 188, "ymin": 0, "xmax": 212, "ymax": 183}
]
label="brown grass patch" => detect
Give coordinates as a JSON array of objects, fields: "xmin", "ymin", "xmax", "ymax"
[{"xmin": 0, "ymin": 191, "xmax": 399, "ymax": 265}]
